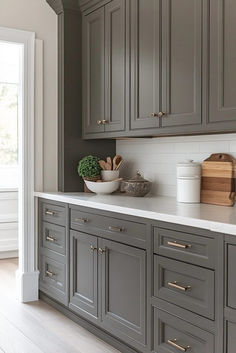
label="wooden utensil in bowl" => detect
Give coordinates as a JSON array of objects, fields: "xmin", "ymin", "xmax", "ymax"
[
  {"xmin": 113, "ymin": 155, "xmax": 122, "ymax": 170},
  {"xmin": 99, "ymin": 160, "xmax": 107, "ymax": 170},
  {"xmin": 106, "ymin": 157, "xmax": 112, "ymax": 170}
]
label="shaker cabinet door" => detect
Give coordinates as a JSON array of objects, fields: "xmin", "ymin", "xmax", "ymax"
[
  {"xmin": 209, "ymin": 0, "xmax": 236, "ymax": 124},
  {"xmin": 100, "ymin": 239, "xmax": 146, "ymax": 348},
  {"xmin": 130, "ymin": 0, "xmax": 161, "ymax": 130},
  {"xmin": 161, "ymin": 0, "xmax": 203, "ymax": 128},
  {"xmin": 82, "ymin": 8, "xmax": 105, "ymax": 134},
  {"xmin": 69, "ymin": 231, "xmax": 99, "ymax": 322},
  {"xmin": 104, "ymin": 0, "xmax": 126, "ymax": 132}
]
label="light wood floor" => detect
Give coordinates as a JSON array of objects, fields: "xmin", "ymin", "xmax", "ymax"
[{"xmin": 0, "ymin": 258, "xmax": 121, "ymax": 353}]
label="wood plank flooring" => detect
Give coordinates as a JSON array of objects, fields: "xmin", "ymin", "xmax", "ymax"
[{"xmin": 0, "ymin": 258, "xmax": 121, "ymax": 353}]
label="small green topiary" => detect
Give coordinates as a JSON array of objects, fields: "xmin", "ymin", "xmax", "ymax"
[{"xmin": 77, "ymin": 155, "xmax": 101, "ymax": 179}]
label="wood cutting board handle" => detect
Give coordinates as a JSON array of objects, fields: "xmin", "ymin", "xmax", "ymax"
[{"xmin": 205, "ymin": 153, "xmax": 234, "ymax": 162}]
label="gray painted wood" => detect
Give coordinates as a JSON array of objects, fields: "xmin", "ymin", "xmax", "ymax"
[
  {"xmin": 209, "ymin": 0, "xmax": 236, "ymax": 124},
  {"xmin": 41, "ymin": 201, "xmax": 66, "ymax": 226},
  {"xmin": 130, "ymin": 0, "xmax": 161, "ymax": 130},
  {"xmin": 153, "ymin": 227, "xmax": 216, "ymax": 269},
  {"xmin": 42, "ymin": 222, "xmax": 66, "ymax": 255},
  {"xmin": 104, "ymin": 0, "xmax": 126, "ymax": 132},
  {"xmin": 226, "ymin": 244, "xmax": 236, "ymax": 309},
  {"xmin": 153, "ymin": 308, "xmax": 214, "ymax": 353},
  {"xmin": 82, "ymin": 8, "xmax": 105, "ymax": 134},
  {"xmin": 100, "ymin": 238, "xmax": 146, "ymax": 349},
  {"xmin": 154, "ymin": 255, "xmax": 215, "ymax": 320},
  {"xmin": 69, "ymin": 230, "xmax": 99, "ymax": 321},
  {"xmin": 226, "ymin": 320, "xmax": 236, "ymax": 353},
  {"xmin": 161, "ymin": 0, "xmax": 203, "ymax": 128}
]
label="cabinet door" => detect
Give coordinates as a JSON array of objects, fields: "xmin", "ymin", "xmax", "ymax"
[
  {"xmin": 161, "ymin": 0, "xmax": 202, "ymax": 128},
  {"xmin": 226, "ymin": 320, "xmax": 236, "ymax": 353},
  {"xmin": 100, "ymin": 239, "xmax": 146, "ymax": 348},
  {"xmin": 82, "ymin": 8, "xmax": 105, "ymax": 134},
  {"xmin": 209, "ymin": 0, "xmax": 236, "ymax": 124},
  {"xmin": 130, "ymin": 0, "xmax": 161, "ymax": 130},
  {"xmin": 104, "ymin": 0, "xmax": 126, "ymax": 132},
  {"xmin": 69, "ymin": 231, "xmax": 99, "ymax": 321},
  {"xmin": 227, "ymin": 244, "xmax": 236, "ymax": 309}
]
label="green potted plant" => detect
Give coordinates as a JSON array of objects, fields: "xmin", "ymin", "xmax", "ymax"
[{"xmin": 77, "ymin": 155, "xmax": 101, "ymax": 192}]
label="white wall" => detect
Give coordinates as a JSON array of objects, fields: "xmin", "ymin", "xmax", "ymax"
[
  {"xmin": 0, "ymin": 0, "xmax": 58, "ymax": 191},
  {"xmin": 117, "ymin": 133, "xmax": 236, "ymax": 197}
]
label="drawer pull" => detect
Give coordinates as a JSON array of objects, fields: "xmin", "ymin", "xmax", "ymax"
[
  {"xmin": 90, "ymin": 245, "xmax": 97, "ymax": 252},
  {"xmin": 167, "ymin": 241, "xmax": 191, "ymax": 249},
  {"xmin": 45, "ymin": 270, "xmax": 56, "ymax": 277},
  {"xmin": 74, "ymin": 217, "xmax": 88, "ymax": 224},
  {"xmin": 168, "ymin": 281, "xmax": 191, "ymax": 292},
  {"xmin": 46, "ymin": 235, "xmax": 56, "ymax": 243},
  {"xmin": 167, "ymin": 339, "xmax": 190, "ymax": 352},
  {"xmin": 98, "ymin": 248, "xmax": 106, "ymax": 254},
  {"xmin": 108, "ymin": 226, "xmax": 124, "ymax": 232},
  {"xmin": 45, "ymin": 210, "xmax": 56, "ymax": 216}
]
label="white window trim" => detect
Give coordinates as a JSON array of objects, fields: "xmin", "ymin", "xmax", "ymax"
[{"xmin": 0, "ymin": 27, "xmax": 39, "ymax": 302}]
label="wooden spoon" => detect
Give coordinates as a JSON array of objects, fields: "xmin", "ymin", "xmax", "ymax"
[
  {"xmin": 99, "ymin": 160, "xmax": 107, "ymax": 170},
  {"xmin": 114, "ymin": 159, "xmax": 123, "ymax": 171},
  {"xmin": 106, "ymin": 157, "xmax": 112, "ymax": 170},
  {"xmin": 113, "ymin": 155, "xmax": 122, "ymax": 170}
]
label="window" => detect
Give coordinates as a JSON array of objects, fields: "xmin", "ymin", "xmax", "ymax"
[{"xmin": 0, "ymin": 42, "xmax": 22, "ymax": 188}]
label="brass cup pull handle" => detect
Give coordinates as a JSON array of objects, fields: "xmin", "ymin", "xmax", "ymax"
[
  {"xmin": 97, "ymin": 120, "xmax": 102, "ymax": 125},
  {"xmin": 151, "ymin": 112, "xmax": 158, "ymax": 117},
  {"xmin": 45, "ymin": 210, "xmax": 55, "ymax": 216},
  {"xmin": 97, "ymin": 120, "xmax": 108, "ymax": 125},
  {"xmin": 98, "ymin": 248, "xmax": 106, "ymax": 254},
  {"xmin": 90, "ymin": 245, "xmax": 97, "ymax": 252},
  {"xmin": 45, "ymin": 270, "xmax": 55, "ymax": 277},
  {"xmin": 167, "ymin": 339, "xmax": 190, "ymax": 352},
  {"xmin": 168, "ymin": 281, "xmax": 191, "ymax": 292},
  {"xmin": 75, "ymin": 218, "xmax": 88, "ymax": 224},
  {"xmin": 108, "ymin": 226, "xmax": 124, "ymax": 232},
  {"xmin": 167, "ymin": 241, "xmax": 191, "ymax": 249},
  {"xmin": 157, "ymin": 111, "xmax": 166, "ymax": 117},
  {"xmin": 46, "ymin": 235, "xmax": 56, "ymax": 243}
]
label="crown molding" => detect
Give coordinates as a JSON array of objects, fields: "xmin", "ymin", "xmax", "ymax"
[{"xmin": 46, "ymin": 0, "xmax": 79, "ymax": 14}]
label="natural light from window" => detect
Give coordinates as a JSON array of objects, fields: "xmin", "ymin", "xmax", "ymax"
[{"xmin": 0, "ymin": 41, "xmax": 22, "ymax": 189}]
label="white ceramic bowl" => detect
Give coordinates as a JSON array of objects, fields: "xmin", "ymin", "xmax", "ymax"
[
  {"xmin": 101, "ymin": 170, "xmax": 119, "ymax": 181},
  {"xmin": 84, "ymin": 180, "xmax": 120, "ymax": 194}
]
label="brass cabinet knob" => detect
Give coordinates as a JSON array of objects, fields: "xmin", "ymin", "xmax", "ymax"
[
  {"xmin": 151, "ymin": 112, "xmax": 158, "ymax": 117},
  {"xmin": 97, "ymin": 120, "xmax": 108, "ymax": 125},
  {"xmin": 97, "ymin": 120, "xmax": 103, "ymax": 125},
  {"xmin": 157, "ymin": 111, "xmax": 166, "ymax": 117},
  {"xmin": 98, "ymin": 248, "xmax": 106, "ymax": 254},
  {"xmin": 90, "ymin": 245, "xmax": 97, "ymax": 252}
]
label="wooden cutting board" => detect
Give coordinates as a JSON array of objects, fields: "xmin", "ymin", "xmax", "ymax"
[{"xmin": 201, "ymin": 153, "xmax": 236, "ymax": 206}]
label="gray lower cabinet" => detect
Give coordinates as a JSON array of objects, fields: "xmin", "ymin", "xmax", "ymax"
[
  {"xmin": 100, "ymin": 238, "xmax": 146, "ymax": 347},
  {"xmin": 69, "ymin": 230, "xmax": 99, "ymax": 321},
  {"xmin": 153, "ymin": 308, "xmax": 214, "ymax": 353},
  {"xmin": 225, "ymin": 320, "xmax": 236, "ymax": 353}
]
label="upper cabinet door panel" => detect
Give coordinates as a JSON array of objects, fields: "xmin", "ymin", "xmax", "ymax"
[
  {"xmin": 104, "ymin": 0, "xmax": 126, "ymax": 132},
  {"xmin": 162, "ymin": 0, "xmax": 203, "ymax": 127},
  {"xmin": 209, "ymin": 0, "xmax": 236, "ymax": 123},
  {"xmin": 82, "ymin": 8, "xmax": 105, "ymax": 134},
  {"xmin": 130, "ymin": 0, "xmax": 161, "ymax": 130}
]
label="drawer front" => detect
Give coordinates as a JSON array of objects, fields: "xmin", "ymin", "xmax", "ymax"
[
  {"xmin": 154, "ymin": 255, "xmax": 215, "ymax": 320},
  {"xmin": 41, "ymin": 201, "xmax": 66, "ymax": 226},
  {"xmin": 39, "ymin": 255, "xmax": 67, "ymax": 305},
  {"xmin": 227, "ymin": 244, "xmax": 236, "ymax": 309},
  {"xmin": 153, "ymin": 227, "xmax": 216, "ymax": 268},
  {"xmin": 70, "ymin": 208, "xmax": 146, "ymax": 247},
  {"xmin": 154, "ymin": 308, "xmax": 214, "ymax": 353},
  {"xmin": 41, "ymin": 222, "xmax": 66, "ymax": 255}
]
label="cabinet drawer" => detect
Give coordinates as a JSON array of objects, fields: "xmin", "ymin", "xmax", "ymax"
[
  {"xmin": 153, "ymin": 227, "xmax": 216, "ymax": 268},
  {"xmin": 70, "ymin": 208, "xmax": 146, "ymax": 247},
  {"xmin": 154, "ymin": 255, "xmax": 215, "ymax": 320},
  {"xmin": 227, "ymin": 244, "xmax": 236, "ymax": 309},
  {"xmin": 39, "ymin": 254, "xmax": 67, "ymax": 305},
  {"xmin": 41, "ymin": 222, "xmax": 66, "ymax": 255},
  {"xmin": 41, "ymin": 201, "xmax": 66, "ymax": 226},
  {"xmin": 154, "ymin": 308, "xmax": 214, "ymax": 353}
]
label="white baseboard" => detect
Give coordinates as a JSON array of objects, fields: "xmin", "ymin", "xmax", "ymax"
[
  {"xmin": 0, "ymin": 251, "xmax": 18, "ymax": 259},
  {"xmin": 16, "ymin": 269, "xmax": 39, "ymax": 302}
]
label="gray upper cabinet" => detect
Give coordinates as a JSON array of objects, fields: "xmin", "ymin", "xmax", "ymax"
[
  {"xmin": 100, "ymin": 238, "xmax": 146, "ymax": 348},
  {"xmin": 161, "ymin": 0, "xmax": 202, "ymax": 128},
  {"xmin": 82, "ymin": 8, "xmax": 105, "ymax": 134},
  {"xmin": 130, "ymin": 0, "xmax": 161, "ymax": 130},
  {"xmin": 209, "ymin": 0, "xmax": 236, "ymax": 124},
  {"xmin": 104, "ymin": 0, "xmax": 126, "ymax": 132}
]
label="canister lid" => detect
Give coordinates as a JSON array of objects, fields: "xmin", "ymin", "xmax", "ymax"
[{"xmin": 177, "ymin": 159, "xmax": 201, "ymax": 167}]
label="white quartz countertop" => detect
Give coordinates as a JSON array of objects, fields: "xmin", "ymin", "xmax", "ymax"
[{"xmin": 34, "ymin": 192, "xmax": 236, "ymax": 236}]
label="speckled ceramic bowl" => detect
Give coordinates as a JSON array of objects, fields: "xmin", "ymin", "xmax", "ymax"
[{"xmin": 123, "ymin": 172, "xmax": 151, "ymax": 197}]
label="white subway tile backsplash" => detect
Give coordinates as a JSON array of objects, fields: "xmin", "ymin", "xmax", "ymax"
[{"xmin": 117, "ymin": 133, "xmax": 236, "ymax": 197}]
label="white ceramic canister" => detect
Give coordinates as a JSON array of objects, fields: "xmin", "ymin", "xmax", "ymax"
[
  {"xmin": 101, "ymin": 170, "xmax": 119, "ymax": 182},
  {"xmin": 177, "ymin": 160, "xmax": 201, "ymax": 178},
  {"xmin": 177, "ymin": 176, "xmax": 201, "ymax": 203}
]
